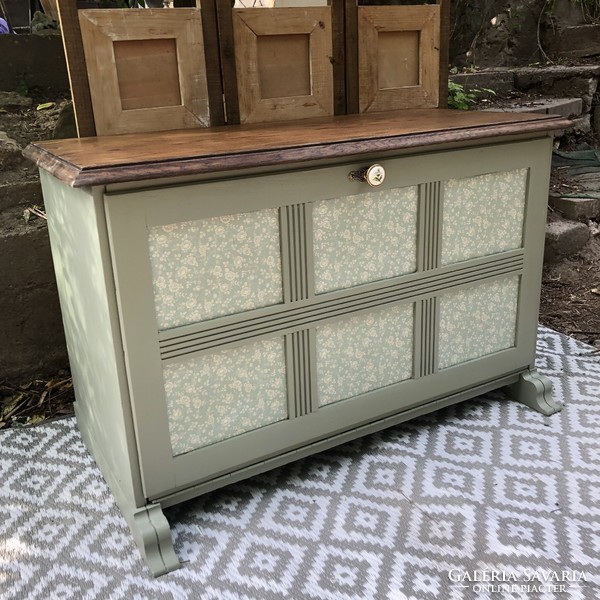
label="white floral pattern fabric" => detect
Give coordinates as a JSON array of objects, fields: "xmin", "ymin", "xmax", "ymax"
[
  {"xmin": 312, "ymin": 187, "xmax": 418, "ymax": 294},
  {"xmin": 316, "ymin": 304, "xmax": 414, "ymax": 406},
  {"xmin": 148, "ymin": 209, "xmax": 283, "ymax": 330},
  {"xmin": 163, "ymin": 337, "xmax": 288, "ymax": 455},
  {"xmin": 438, "ymin": 276, "xmax": 520, "ymax": 369},
  {"xmin": 441, "ymin": 169, "xmax": 528, "ymax": 265}
]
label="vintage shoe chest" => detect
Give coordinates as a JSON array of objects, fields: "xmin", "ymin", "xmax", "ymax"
[{"xmin": 25, "ymin": 109, "xmax": 569, "ymax": 574}]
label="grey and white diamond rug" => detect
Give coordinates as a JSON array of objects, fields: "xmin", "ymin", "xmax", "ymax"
[{"xmin": 1, "ymin": 326, "xmax": 599, "ymax": 599}]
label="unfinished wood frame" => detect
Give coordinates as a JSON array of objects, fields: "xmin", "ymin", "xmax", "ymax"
[
  {"xmin": 357, "ymin": 5, "xmax": 440, "ymax": 113},
  {"xmin": 231, "ymin": 7, "xmax": 334, "ymax": 124},
  {"xmin": 79, "ymin": 8, "xmax": 210, "ymax": 135}
]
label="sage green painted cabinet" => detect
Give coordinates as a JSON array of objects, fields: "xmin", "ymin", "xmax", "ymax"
[{"xmin": 38, "ymin": 134, "xmax": 561, "ymax": 576}]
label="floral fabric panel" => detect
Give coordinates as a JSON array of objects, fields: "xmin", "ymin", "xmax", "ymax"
[
  {"xmin": 163, "ymin": 337, "xmax": 288, "ymax": 456},
  {"xmin": 441, "ymin": 168, "xmax": 528, "ymax": 265},
  {"xmin": 438, "ymin": 276, "xmax": 520, "ymax": 370},
  {"xmin": 316, "ymin": 304, "xmax": 414, "ymax": 406},
  {"xmin": 312, "ymin": 186, "xmax": 418, "ymax": 294},
  {"xmin": 148, "ymin": 209, "xmax": 283, "ymax": 330}
]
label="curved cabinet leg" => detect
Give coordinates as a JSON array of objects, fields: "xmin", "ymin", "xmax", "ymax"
[
  {"xmin": 130, "ymin": 504, "xmax": 180, "ymax": 576},
  {"xmin": 504, "ymin": 369, "xmax": 561, "ymax": 416}
]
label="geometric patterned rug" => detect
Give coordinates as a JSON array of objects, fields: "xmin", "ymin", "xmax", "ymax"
[{"xmin": 1, "ymin": 326, "xmax": 599, "ymax": 599}]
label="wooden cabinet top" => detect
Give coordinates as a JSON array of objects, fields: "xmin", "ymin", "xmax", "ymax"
[{"xmin": 24, "ymin": 109, "xmax": 570, "ymax": 188}]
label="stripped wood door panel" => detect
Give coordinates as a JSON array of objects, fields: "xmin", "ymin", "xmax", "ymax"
[
  {"xmin": 79, "ymin": 8, "xmax": 211, "ymax": 135},
  {"xmin": 232, "ymin": 7, "xmax": 334, "ymax": 123},
  {"xmin": 358, "ymin": 5, "xmax": 440, "ymax": 113}
]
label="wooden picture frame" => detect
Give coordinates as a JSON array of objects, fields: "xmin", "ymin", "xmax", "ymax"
[
  {"xmin": 358, "ymin": 5, "xmax": 440, "ymax": 113},
  {"xmin": 79, "ymin": 8, "xmax": 211, "ymax": 135},
  {"xmin": 231, "ymin": 7, "xmax": 334, "ymax": 124}
]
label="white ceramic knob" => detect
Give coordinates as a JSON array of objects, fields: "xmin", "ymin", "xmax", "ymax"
[
  {"xmin": 348, "ymin": 164, "xmax": 386, "ymax": 187},
  {"xmin": 365, "ymin": 164, "xmax": 385, "ymax": 187}
]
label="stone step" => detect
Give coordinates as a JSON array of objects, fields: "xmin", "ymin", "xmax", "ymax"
[
  {"xmin": 483, "ymin": 97, "xmax": 583, "ymax": 118},
  {"xmin": 513, "ymin": 66, "xmax": 600, "ymax": 113},
  {"xmin": 544, "ymin": 219, "xmax": 590, "ymax": 263},
  {"xmin": 0, "ymin": 179, "xmax": 43, "ymax": 211},
  {"xmin": 449, "ymin": 70, "xmax": 515, "ymax": 95},
  {"xmin": 550, "ymin": 195, "xmax": 600, "ymax": 221},
  {"xmin": 546, "ymin": 24, "xmax": 600, "ymax": 59}
]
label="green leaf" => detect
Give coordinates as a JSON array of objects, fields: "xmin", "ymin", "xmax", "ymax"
[{"xmin": 36, "ymin": 102, "xmax": 56, "ymax": 111}]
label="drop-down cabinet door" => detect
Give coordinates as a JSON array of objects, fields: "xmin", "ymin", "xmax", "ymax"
[{"xmin": 104, "ymin": 137, "xmax": 552, "ymax": 501}]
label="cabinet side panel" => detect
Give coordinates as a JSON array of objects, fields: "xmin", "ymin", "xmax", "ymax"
[{"xmin": 40, "ymin": 170, "xmax": 145, "ymax": 509}]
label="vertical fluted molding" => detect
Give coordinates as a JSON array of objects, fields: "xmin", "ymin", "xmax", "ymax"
[
  {"xmin": 416, "ymin": 181, "xmax": 442, "ymax": 377},
  {"xmin": 417, "ymin": 297, "xmax": 438, "ymax": 378},
  {"xmin": 282, "ymin": 204, "xmax": 315, "ymax": 416},
  {"xmin": 418, "ymin": 181, "xmax": 443, "ymax": 272}
]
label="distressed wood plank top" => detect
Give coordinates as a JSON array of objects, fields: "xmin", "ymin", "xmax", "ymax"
[{"xmin": 24, "ymin": 109, "xmax": 571, "ymax": 187}]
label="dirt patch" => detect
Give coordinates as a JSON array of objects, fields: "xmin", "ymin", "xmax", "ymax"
[
  {"xmin": 540, "ymin": 233, "xmax": 600, "ymax": 349},
  {"xmin": 1, "ymin": 94, "xmax": 70, "ymax": 187},
  {"xmin": 0, "ymin": 375, "xmax": 74, "ymax": 429},
  {"xmin": 0, "ymin": 94, "xmax": 70, "ymax": 147}
]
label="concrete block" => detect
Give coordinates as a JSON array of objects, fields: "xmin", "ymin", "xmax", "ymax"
[
  {"xmin": 546, "ymin": 98, "xmax": 583, "ymax": 118},
  {"xmin": 549, "ymin": 196, "xmax": 600, "ymax": 221},
  {"xmin": 544, "ymin": 220, "xmax": 590, "ymax": 263}
]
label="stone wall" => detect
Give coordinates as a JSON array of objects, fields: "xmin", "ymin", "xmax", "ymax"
[{"xmin": 0, "ymin": 34, "xmax": 69, "ymax": 95}]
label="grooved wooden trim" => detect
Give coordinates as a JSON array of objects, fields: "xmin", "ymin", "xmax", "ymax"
[
  {"xmin": 418, "ymin": 181, "xmax": 442, "ymax": 271},
  {"xmin": 286, "ymin": 330, "xmax": 314, "ymax": 419},
  {"xmin": 280, "ymin": 207, "xmax": 292, "ymax": 305},
  {"xmin": 24, "ymin": 110, "xmax": 571, "ymax": 188},
  {"xmin": 55, "ymin": 0, "xmax": 96, "ymax": 137},
  {"xmin": 159, "ymin": 251, "xmax": 525, "ymax": 362},
  {"xmin": 291, "ymin": 204, "xmax": 310, "ymax": 302},
  {"xmin": 281, "ymin": 203, "xmax": 311, "ymax": 304},
  {"xmin": 418, "ymin": 296, "xmax": 438, "ymax": 377}
]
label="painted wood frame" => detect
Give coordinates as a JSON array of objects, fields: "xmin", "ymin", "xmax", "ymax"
[
  {"xmin": 231, "ymin": 7, "xmax": 334, "ymax": 123},
  {"xmin": 103, "ymin": 138, "xmax": 551, "ymax": 500},
  {"xmin": 358, "ymin": 5, "xmax": 440, "ymax": 113},
  {"xmin": 78, "ymin": 8, "xmax": 211, "ymax": 135}
]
